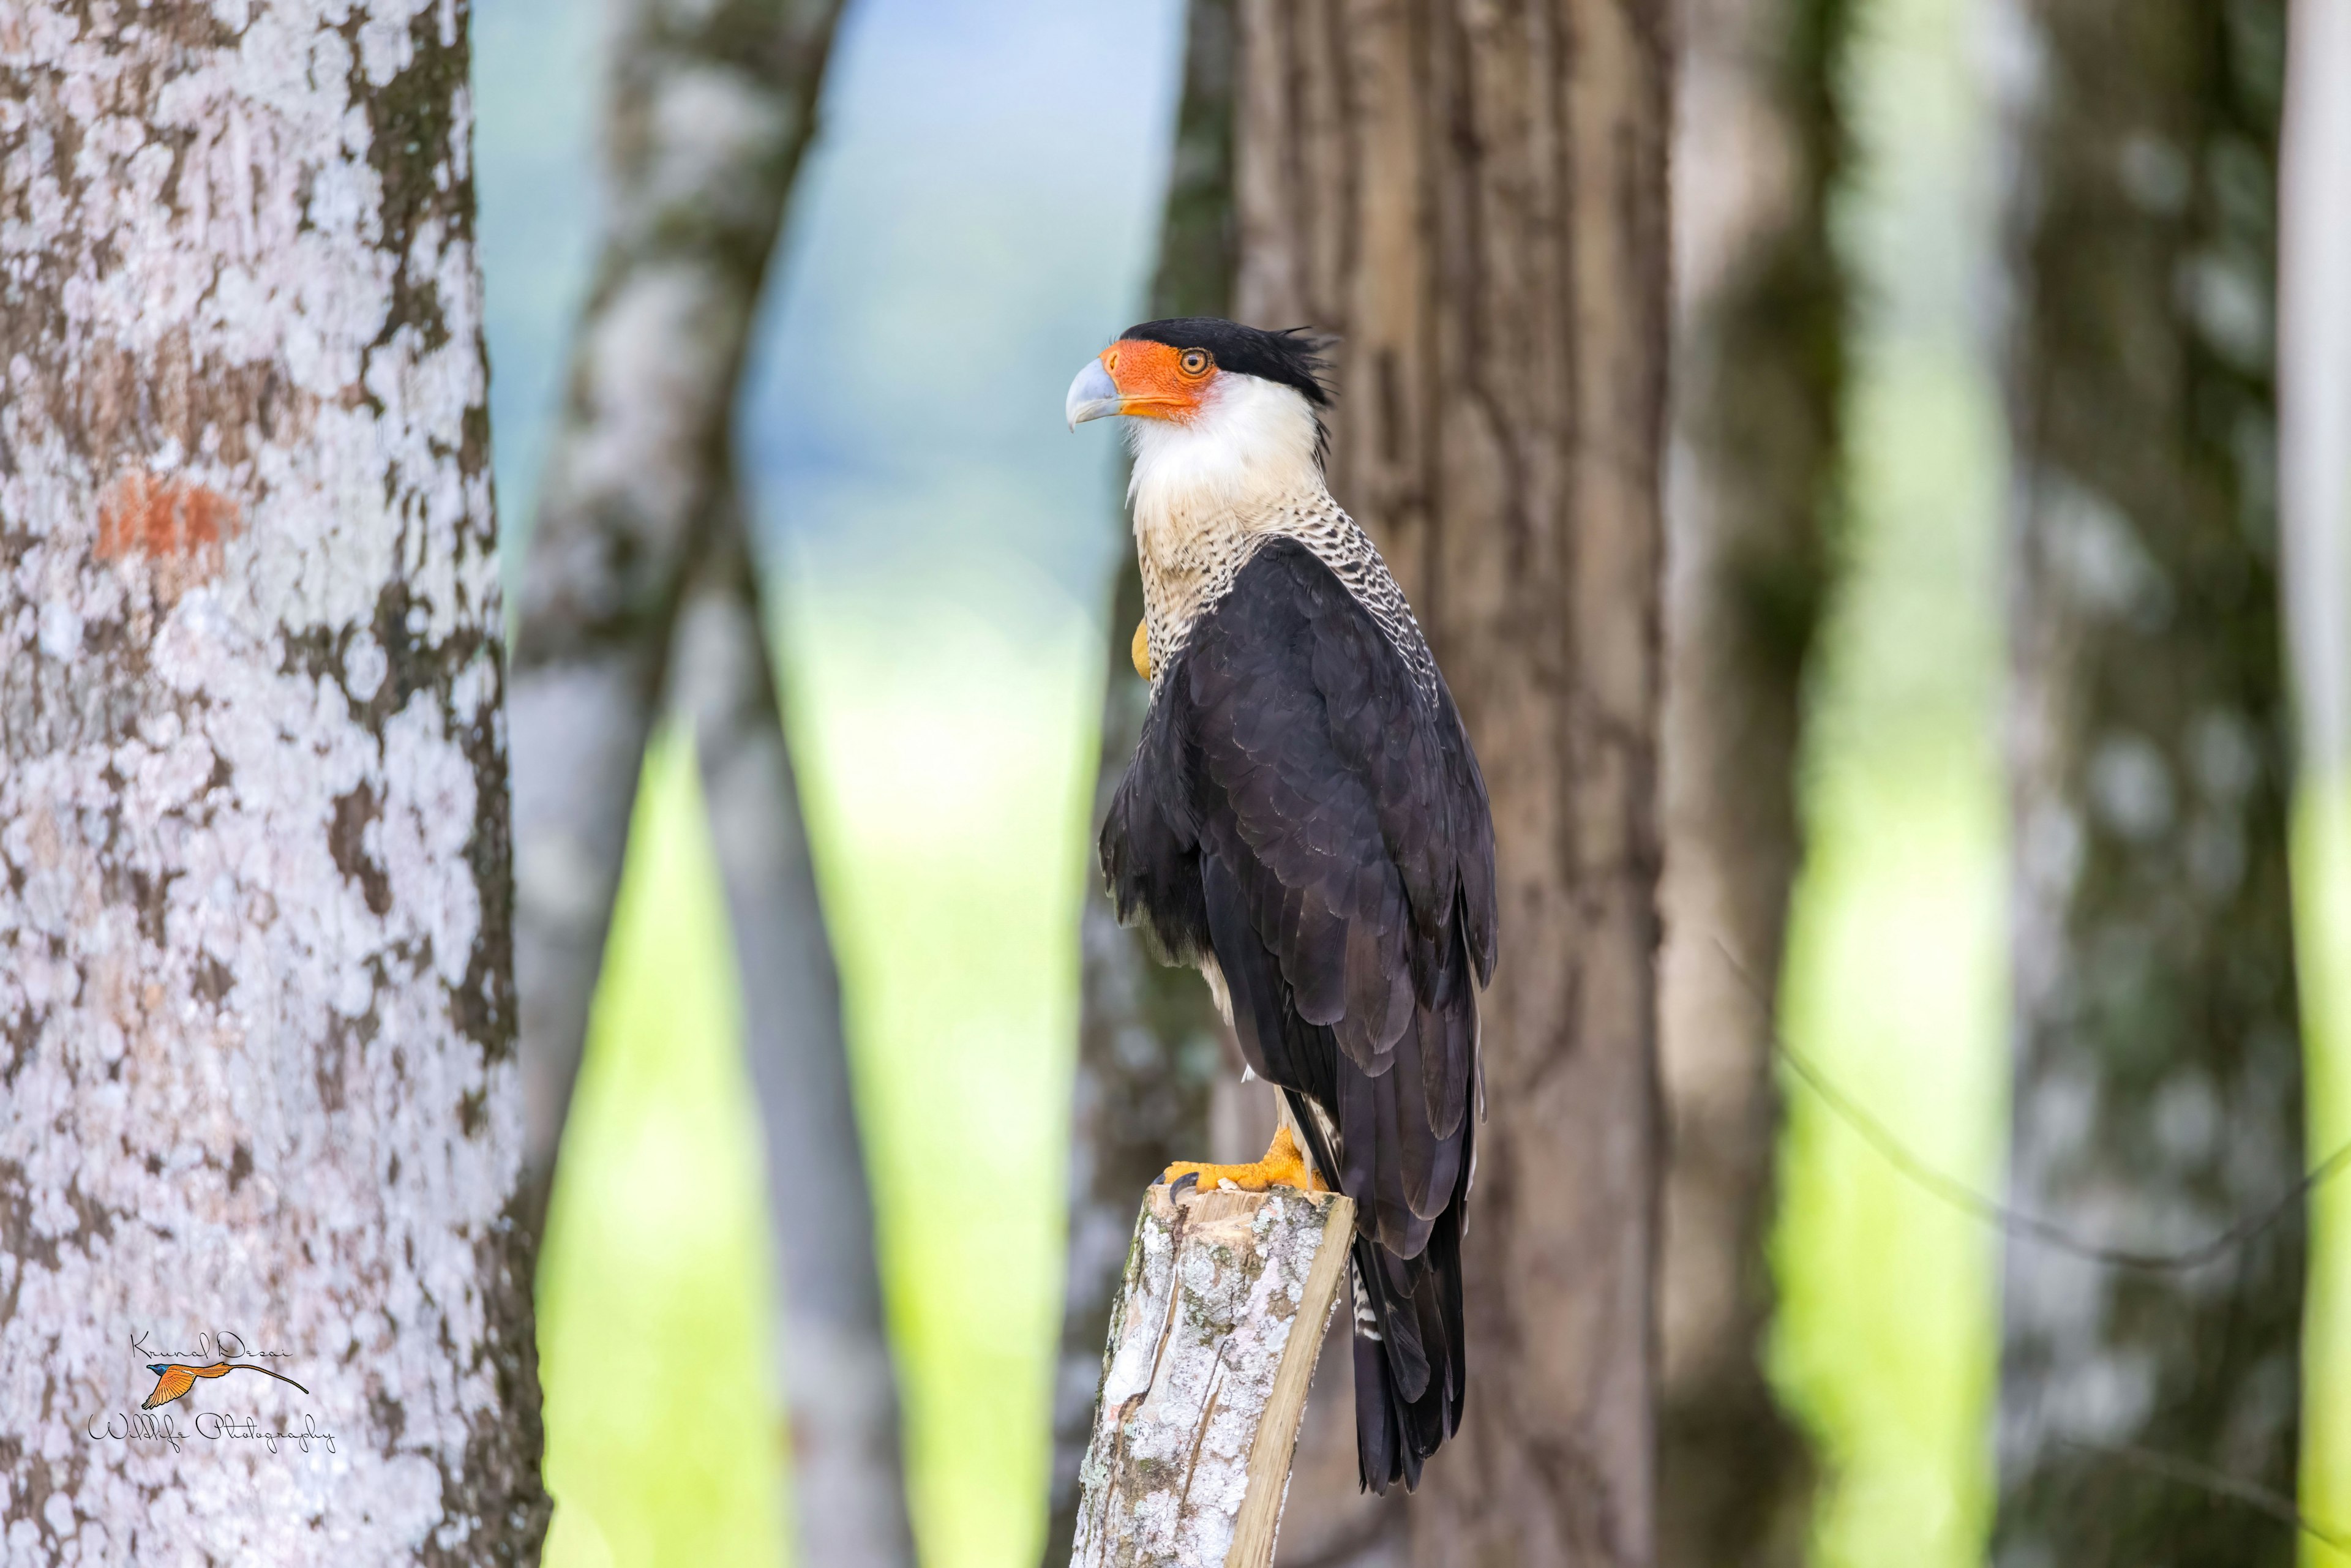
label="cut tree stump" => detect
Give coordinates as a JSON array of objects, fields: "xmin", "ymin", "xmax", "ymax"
[{"xmin": 1067, "ymin": 1181, "xmax": 1357, "ymax": 1567}]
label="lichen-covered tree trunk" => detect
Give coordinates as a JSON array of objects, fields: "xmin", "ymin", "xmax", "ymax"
[
  {"xmin": 1657, "ymin": 0, "xmax": 1847, "ymax": 1560},
  {"xmin": 1994, "ymin": 3, "xmax": 2301, "ymax": 1562},
  {"xmin": 1235, "ymin": 4, "xmax": 1673, "ymax": 1562},
  {"xmin": 504, "ymin": 0, "xmax": 913, "ymax": 1559},
  {"xmin": 1042, "ymin": 4, "xmax": 1238, "ymax": 1560},
  {"xmin": 0, "ymin": 2, "xmax": 548, "ymax": 1558},
  {"xmin": 1067, "ymin": 1185, "xmax": 1356, "ymax": 1568},
  {"xmin": 670, "ymin": 486, "xmax": 912, "ymax": 1567}
]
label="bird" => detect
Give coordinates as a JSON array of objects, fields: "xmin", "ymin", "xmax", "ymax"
[
  {"xmin": 1068, "ymin": 317, "xmax": 1497, "ymax": 1493},
  {"xmin": 140, "ymin": 1361, "xmax": 310, "ymax": 1411}
]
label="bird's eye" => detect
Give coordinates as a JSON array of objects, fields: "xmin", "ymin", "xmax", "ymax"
[{"xmin": 1179, "ymin": 349, "xmax": 1212, "ymax": 378}]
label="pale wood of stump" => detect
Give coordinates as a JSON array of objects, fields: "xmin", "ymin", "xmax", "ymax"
[{"xmin": 1069, "ymin": 1184, "xmax": 1356, "ymax": 1568}]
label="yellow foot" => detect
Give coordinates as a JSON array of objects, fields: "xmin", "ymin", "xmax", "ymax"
[
  {"xmin": 1130, "ymin": 619, "xmax": 1153, "ymax": 681},
  {"xmin": 1163, "ymin": 1125, "xmax": 1328, "ymax": 1194}
]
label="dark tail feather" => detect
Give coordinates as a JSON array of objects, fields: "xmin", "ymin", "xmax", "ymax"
[
  {"xmin": 1283, "ymin": 1087, "xmax": 1467, "ymax": 1495},
  {"xmin": 1352, "ymin": 1308, "xmax": 1403, "ymax": 1493}
]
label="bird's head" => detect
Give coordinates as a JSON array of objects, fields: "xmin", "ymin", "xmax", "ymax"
[
  {"xmin": 1067, "ymin": 318, "xmax": 1331, "ymax": 501},
  {"xmin": 147, "ymin": 1364, "xmax": 169, "ymax": 1375}
]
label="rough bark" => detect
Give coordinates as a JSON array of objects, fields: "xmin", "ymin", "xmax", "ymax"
[
  {"xmin": 1046, "ymin": 4, "xmax": 1242, "ymax": 1561},
  {"xmin": 1994, "ymin": 3, "xmax": 2301, "ymax": 1563},
  {"xmin": 0, "ymin": 2, "xmax": 547, "ymax": 1558},
  {"xmin": 670, "ymin": 485, "xmax": 912, "ymax": 1568},
  {"xmin": 509, "ymin": 0, "xmax": 843, "ymax": 1214},
  {"xmin": 1234, "ymin": 4, "xmax": 1674, "ymax": 1563},
  {"xmin": 1655, "ymin": 0, "xmax": 1847, "ymax": 1561},
  {"xmin": 1068, "ymin": 1184, "xmax": 1355, "ymax": 1568}
]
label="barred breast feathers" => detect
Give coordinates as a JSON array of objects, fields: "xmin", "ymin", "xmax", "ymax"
[{"xmin": 1125, "ymin": 372, "xmax": 1440, "ymax": 700}]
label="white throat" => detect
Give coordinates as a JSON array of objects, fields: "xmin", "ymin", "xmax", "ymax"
[
  {"xmin": 1125, "ymin": 373, "xmax": 1325, "ymax": 520},
  {"xmin": 1124, "ymin": 375, "xmax": 1326, "ymax": 670}
]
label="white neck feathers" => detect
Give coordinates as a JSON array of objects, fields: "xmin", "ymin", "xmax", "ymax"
[
  {"xmin": 1122, "ymin": 377, "xmax": 1325, "ymax": 674},
  {"xmin": 1125, "ymin": 373, "xmax": 1325, "ymax": 523}
]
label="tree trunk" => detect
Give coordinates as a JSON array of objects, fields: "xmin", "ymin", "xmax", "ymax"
[
  {"xmin": 2279, "ymin": 0, "xmax": 2351, "ymax": 779},
  {"xmin": 1066, "ymin": 1185, "xmax": 1357, "ymax": 1568},
  {"xmin": 1995, "ymin": 4, "xmax": 2301, "ymax": 1563},
  {"xmin": 670, "ymin": 484, "xmax": 913, "ymax": 1567},
  {"xmin": 0, "ymin": 2, "xmax": 548, "ymax": 1557},
  {"xmin": 508, "ymin": 0, "xmax": 844, "ymax": 1215},
  {"xmin": 505, "ymin": 0, "xmax": 914, "ymax": 1559},
  {"xmin": 1044, "ymin": 4, "xmax": 1241, "ymax": 1560},
  {"xmin": 1234, "ymin": 4, "xmax": 1674, "ymax": 1564},
  {"xmin": 2279, "ymin": 0, "xmax": 2351, "ymax": 1524},
  {"xmin": 1656, "ymin": 0, "xmax": 1847, "ymax": 1561}
]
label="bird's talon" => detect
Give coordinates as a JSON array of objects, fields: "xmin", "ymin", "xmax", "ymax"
[{"xmin": 1158, "ymin": 1126, "xmax": 1326, "ymax": 1196}]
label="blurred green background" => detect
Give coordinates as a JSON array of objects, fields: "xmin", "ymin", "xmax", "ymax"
[
  {"xmin": 468, "ymin": 0, "xmax": 2351, "ymax": 1563},
  {"xmin": 1769, "ymin": 0, "xmax": 2006, "ymax": 1560}
]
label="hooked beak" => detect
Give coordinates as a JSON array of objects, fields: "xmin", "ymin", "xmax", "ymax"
[{"xmin": 1065, "ymin": 356, "xmax": 1122, "ymax": 430}]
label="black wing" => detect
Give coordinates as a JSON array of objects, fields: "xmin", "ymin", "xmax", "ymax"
[{"xmin": 1100, "ymin": 538, "xmax": 1496, "ymax": 1490}]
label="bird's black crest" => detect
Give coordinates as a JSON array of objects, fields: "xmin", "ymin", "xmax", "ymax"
[{"xmin": 1121, "ymin": 317, "xmax": 1333, "ymax": 407}]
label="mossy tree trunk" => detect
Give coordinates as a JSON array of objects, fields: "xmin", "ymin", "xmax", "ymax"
[{"xmin": 1993, "ymin": 3, "xmax": 2301, "ymax": 1562}]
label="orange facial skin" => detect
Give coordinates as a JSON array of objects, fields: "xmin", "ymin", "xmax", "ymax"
[{"xmin": 1100, "ymin": 339, "xmax": 1218, "ymax": 422}]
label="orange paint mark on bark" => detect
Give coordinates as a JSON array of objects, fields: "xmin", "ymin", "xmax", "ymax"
[{"xmin": 97, "ymin": 472, "xmax": 241, "ymax": 569}]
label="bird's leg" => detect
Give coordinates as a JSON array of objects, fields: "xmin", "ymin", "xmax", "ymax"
[
  {"xmin": 1130, "ymin": 619, "xmax": 1152, "ymax": 681},
  {"xmin": 1162, "ymin": 1123, "xmax": 1328, "ymax": 1194}
]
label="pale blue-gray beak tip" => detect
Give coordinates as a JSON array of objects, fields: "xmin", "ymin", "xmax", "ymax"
[{"xmin": 1066, "ymin": 358, "xmax": 1121, "ymax": 430}]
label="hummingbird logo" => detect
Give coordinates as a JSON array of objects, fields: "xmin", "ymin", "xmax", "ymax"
[{"xmin": 140, "ymin": 1362, "xmax": 309, "ymax": 1411}]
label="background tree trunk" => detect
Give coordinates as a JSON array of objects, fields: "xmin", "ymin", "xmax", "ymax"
[
  {"xmin": 0, "ymin": 2, "xmax": 548, "ymax": 1556},
  {"xmin": 2279, "ymin": 0, "xmax": 2351, "ymax": 776},
  {"xmin": 1655, "ymin": 0, "xmax": 1848, "ymax": 1561},
  {"xmin": 1995, "ymin": 3, "xmax": 2301, "ymax": 1562},
  {"xmin": 504, "ymin": 0, "xmax": 914, "ymax": 1559},
  {"xmin": 2279, "ymin": 0, "xmax": 2351, "ymax": 1529},
  {"xmin": 509, "ymin": 0, "xmax": 841, "ymax": 1218},
  {"xmin": 1234, "ymin": 4, "xmax": 1674, "ymax": 1563},
  {"xmin": 1042, "ymin": 4, "xmax": 1241, "ymax": 1559},
  {"xmin": 670, "ymin": 483, "xmax": 913, "ymax": 1568}
]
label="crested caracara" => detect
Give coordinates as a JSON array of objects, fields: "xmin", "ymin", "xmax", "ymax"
[{"xmin": 1068, "ymin": 318, "xmax": 1497, "ymax": 1493}]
